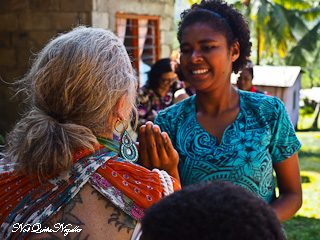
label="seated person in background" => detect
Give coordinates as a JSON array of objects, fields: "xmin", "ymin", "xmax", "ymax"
[
  {"xmin": 0, "ymin": 26, "xmax": 180, "ymax": 240},
  {"xmin": 237, "ymin": 61, "xmax": 270, "ymax": 95},
  {"xmin": 137, "ymin": 58, "xmax": 183, "ymax": 127},
  {"xmin": 170, "ymin": 50, "xmax": 196, "ymax": 104},
  {"xmin": 140, "ymin": 181, "xmax": 287, "ymax": 240}
]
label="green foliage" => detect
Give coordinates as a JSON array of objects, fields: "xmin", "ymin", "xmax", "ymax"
[
  {"xmin": 300, "ymin": 105, "xmax": 315, "ymax": 118},
  {"xmin": 286, "ymin": 21, "xmax": 320, "ymax": 67},
  {"xmin": 297, "ymin": 132, "xmax": 320, "ymax": 171},
  {"xmin": 233, "ymin": 0, "xmax": 320, "ymax": 86},
  {"xmin": 301, "ymin": 71, "xmax": 320, "ymax": 89},
  {"xmin": 0, "ymin": 134, "xmax": 4, "ymax": 145},
  {"xmin": 298, "ymin": 98, "xmax": 320, "ymax": 130},
  {"xmin": 299, "ymin": 106, "xmax": 315, "ymax": 129},
  {"xmin": 188, "ymin": 0, "xmax": 199, "ymax": 4},
  {"xmin": 173, "ymin": 19, "xmax": 181, "ymax": 50}
]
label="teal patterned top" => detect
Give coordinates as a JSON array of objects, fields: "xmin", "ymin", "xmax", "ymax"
[{"xmin": 154, "ymin": 90, "xmax": 301, "ymax": 203}]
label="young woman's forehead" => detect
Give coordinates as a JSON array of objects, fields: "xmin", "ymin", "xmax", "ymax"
[
  {"xmin": 180, "ymin": 22, "xmax": 227, "ymax": 44},
  {"xmin": 181, "ymin": 21, "xmax": 227, "ymax": 38}
]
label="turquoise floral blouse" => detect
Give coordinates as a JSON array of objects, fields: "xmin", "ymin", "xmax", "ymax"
[{"xmin": 155, "ymin": 90, "xmax": 301, "ymax": 203}]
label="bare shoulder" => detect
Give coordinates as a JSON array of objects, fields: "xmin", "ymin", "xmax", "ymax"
[{"xmin": 31, "ymin": 183, "xmax": 137, "ymax": 240}]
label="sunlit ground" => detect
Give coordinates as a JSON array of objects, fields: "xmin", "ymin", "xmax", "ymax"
[{"xmin": 282, "ymin": 131, "xmax": 320, "ymax": 240}]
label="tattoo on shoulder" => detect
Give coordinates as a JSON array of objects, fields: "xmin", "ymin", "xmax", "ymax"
[
  {"xmin": 92, "ymin": 190, "xmax": 137, "ymax": 233},
  {"xmin": 37, "ymin": 194, "xmax": 89, "ymax": 240},
  {"xmin": 33, "ymin": 187, "xmax": 137, "ymax": 239}
]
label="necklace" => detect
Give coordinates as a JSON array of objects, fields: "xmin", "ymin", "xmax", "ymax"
[{"xmin": 97, "ymin": 134, "xmax": 138, "ymax": 163}]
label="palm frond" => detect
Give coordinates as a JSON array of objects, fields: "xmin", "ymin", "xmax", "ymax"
[
  {"xmin": 267, "ymin": 2, "xmax": 294, "ymax": 45},
  {"xmin": 298, "ymin": 6, "xmax": 320, "ymax": 21},
  {"xmin": 272, "ymin": 0, "xmax": 312, "ymax": 10},
  {"xmin": 287, "ymin": 20, "xmax": 320, "ymax": 66},
  {"xmin": 286, "ymin": 46, "xmax": 307, "ymax": 66},
  {"xmin": 279, "ymin": 6, "xmax": 310, "ymax": 41},
  {"xmin": 313, "ymin": 43, "xmax": 320, "ymax": 65},
  {"xmin": 297, "ymin": 20, "xmax": 320, "ymax": 52}
]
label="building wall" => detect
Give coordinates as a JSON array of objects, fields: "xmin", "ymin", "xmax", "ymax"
[
  {"xmin": 254, "ymin": 85, "xmax": 285, "ymax": 100},
  {"xmin": 282, "ymin": 74, "xmax": 301, "ymax": 128},
  {"xmin": 0, "ymin": 0, "xmax": 175, "ymax": 136},
  {"xmin": 0, "ymin": 0, "xmax": 93, "ymax": 136},
  {"xmin": 92, "ymin": 0, "xmax": 175, "ymax": 58}
]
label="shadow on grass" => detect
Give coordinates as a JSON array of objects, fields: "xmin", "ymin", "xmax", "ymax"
[
  {"xmin": 301, "ymin": 175, "xmax": 310, "ymax": 183},
  {"xmin": 296, "ymin": 128, "xmax": 320, "ymax": 132},
  {"xmin": 299, "ymin": 150, "xmax": 320, "ymax": 158},
  {"xmin": 283, "ymin": 215, "xmax": 320, "ymax": 240}
]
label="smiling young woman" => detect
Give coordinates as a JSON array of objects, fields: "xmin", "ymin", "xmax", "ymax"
[
  {"xmin": 180, "ymin": 22, "xmax": 239, "ymax": 94},
  {"xmin": 151, "ymin": 0, "xmax": 302, "ymax": 225}
]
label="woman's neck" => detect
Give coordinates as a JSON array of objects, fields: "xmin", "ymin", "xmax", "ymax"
[
  {"xmin": 156, "ymin": 88, "xmax": 169, "ymax": 97},
  {"xmin": 195, "ymin": 86, "xmax": 239, "ymax": 116},
  {"xmin": 98, "ymin": 133, "xmax": 114, "ymax": 140}
]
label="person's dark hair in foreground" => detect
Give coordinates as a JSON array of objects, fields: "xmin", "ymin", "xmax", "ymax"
[{"xmin": 140, "ymin": 181, "xmax": 287, "ymax": 240}]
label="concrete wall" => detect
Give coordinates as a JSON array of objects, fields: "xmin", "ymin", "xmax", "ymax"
[
  {"xmin": 92, "ymin": 0, "xmax": 175, "ymax": 58},
  {"xmin": 0, "ymin": 0, "xmax": 175, "ymax": 136},
  {"xmin": 0, "ymin": 0, "xmax": 92, "ymax": 136}
]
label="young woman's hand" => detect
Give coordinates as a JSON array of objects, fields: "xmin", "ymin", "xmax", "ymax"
[{"xmin": 137, "ymin": 121, "xmax": 180, "ymax": 182}]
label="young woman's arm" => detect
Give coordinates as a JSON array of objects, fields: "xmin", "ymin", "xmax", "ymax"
[{"xmin": 271, "ymin": 153, "xmax": 302, "ymax": 222}]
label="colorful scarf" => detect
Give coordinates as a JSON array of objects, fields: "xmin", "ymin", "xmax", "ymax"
[{"xmin": 0, "ymin": 145, "xmax": 180, "ymax": 239}]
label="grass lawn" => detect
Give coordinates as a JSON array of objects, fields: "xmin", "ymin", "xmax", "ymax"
[{"xmin": 282, "ymin": 131, "xmax": 320, "ymax": 240}]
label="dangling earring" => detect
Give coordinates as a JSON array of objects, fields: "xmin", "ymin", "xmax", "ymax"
[{"xmin": 115, "ymin": 118, "xmax": 138, "ymax": 163}]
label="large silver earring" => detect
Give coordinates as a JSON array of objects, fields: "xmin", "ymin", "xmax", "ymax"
[{"xmin": 116, "ymin": 118, "xmax": 138, "ymax": 163}]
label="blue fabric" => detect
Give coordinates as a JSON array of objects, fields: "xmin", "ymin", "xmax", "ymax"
[{"xmin": 155, "ymin": 90, "xmax": 301, "ymax": 203}]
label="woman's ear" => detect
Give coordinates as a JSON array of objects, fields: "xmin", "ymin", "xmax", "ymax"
[
  {"xmin": 116, "ymin": 95, "xmax": 127, "ymax": 121},
  {"xmin": 116, "ymin": 94, "xmax": 132, "ymax": 121},
  {"xmin": 231, "ymin": 42, "xmax": 240, "ymax": 62}
]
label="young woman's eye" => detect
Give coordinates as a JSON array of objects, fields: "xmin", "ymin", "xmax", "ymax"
[
  {"xmin": 202, "ymin": 46, "xmax": 215, "ymax": 51},
  {"xmin": 180, "ymin": 48, "xmax": 191, "ymax": 54}
]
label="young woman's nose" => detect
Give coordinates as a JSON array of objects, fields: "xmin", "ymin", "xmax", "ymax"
[{"xmin": 190, "ymin": 50, "xmax": 203, "ymax": 63}]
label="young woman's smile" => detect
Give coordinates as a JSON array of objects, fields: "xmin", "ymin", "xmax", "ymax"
[{"xmin": 180, "ymin": 22, "xmax": 238, "ymax": 92}]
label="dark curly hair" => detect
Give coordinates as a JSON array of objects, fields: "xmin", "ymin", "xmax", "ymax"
[
  {"xmin": 140, "ymin": 181, "xmax": 286, "ymax": 240},
  {"xmin": 177, "ymin": 0, "xmax": 251, "ymax": 73},
  {"xmin": 146, "ymin": 58, "xmax": 172, "ymax": 90}
]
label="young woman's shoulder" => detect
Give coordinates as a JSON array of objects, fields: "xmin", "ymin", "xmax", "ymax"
[
  {"xmin": 154, "ymin": 95, "xmax": 195, "ymax": 134},
  {"xmin": 239, "ymin": 90, "xmax": 287, "ymax": 122},
  {"xmin": 239, "ymin": 90, "xmax": 282, "ymax": 108}
]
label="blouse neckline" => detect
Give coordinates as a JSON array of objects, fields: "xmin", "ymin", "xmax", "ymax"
[{"xmin": 191, "ymin": 90, "xmax": 243, "ymax": 146}]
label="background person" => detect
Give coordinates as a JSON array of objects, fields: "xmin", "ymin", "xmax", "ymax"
[
  {"xmin": 171, "ymin": 50, "xmax": 196, "ymax": 104},
  {"xmin": 140, "ymin": 181, "xmax": 287, "ymax": 240},
  {"xmin": 137, "ymin": 58, "xmax": 183, "ymax": 127},
  {"xmin": 0, "ymin": 26, "xmax": 180, "ymax": 240},
  {"xmin": 237, "ymin": 60, "xmax": 270, "ymax": 95},
  {"xmin": 153, "ymin": 0, "xmax": 302, "ymax": 223}
]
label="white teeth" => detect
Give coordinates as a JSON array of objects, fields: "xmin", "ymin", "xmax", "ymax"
[{"xmin": 192, "ymin": 69, "xmax": 208, "ymax": 75}]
